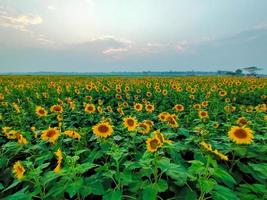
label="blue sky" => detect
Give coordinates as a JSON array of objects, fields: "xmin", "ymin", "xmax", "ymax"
[{"xmin": 0, "ymin": 0, "xmax": 266, "ymax": 73}]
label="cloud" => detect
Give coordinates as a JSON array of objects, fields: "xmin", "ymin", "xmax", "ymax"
[
  {"xmin": 0, "ymin": 8, "xmax": 43, "ymax": 32},
  {"xmin": 102, "ymin": 48, "xmax": 128, "ymax": 54},
  {"xmin": 0, "ymin": 7, "xmax": 53, "ymax": 46}
]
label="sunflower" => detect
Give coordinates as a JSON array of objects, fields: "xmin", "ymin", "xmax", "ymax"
[
  {"xmin": 200, "ymin": 141, "xmax": 213, "ymax": 151},
  {"xmin": 85, "ymin": 103, "xmax": 96, "ymax": 114},
  {"xmin": 0, "ymin": 93, "xmax": 4, "ymax": 100},
  {"xmin": 54, "ymin": 148, "xmax": 63, "ymax": 173},
  {"xmin": 5, "ymin": 130, "xmax": 17, "ymax": 139},
  {"xmin": 123, "ymin": 117, "xmax": 138, "ymax": 131},
  {"xmin": 13, "ymin": 161, "xmax": 25, "ymax": 179},
  {"xmin": 236, "ymin": 117, "xmax": 249, "ymax": 127},
  {"xmin": 173, "ymin": 104, "xmax": 184, "ymax": 112},
  {"xmin": 212, "ymin": 150, "xmax": 229, "ymax": 161},
  {"xmin": 193, "ymin": 104, "xmax": 201, "ymax": 110},
  {"xmin": 64, "ymin": 130, "xmax": 81, "ymax": 139},
  {"xmin": 201, "ymin": 101, "xmax": 209, "ymax": 107},
  {"xmin": 50, "ymin": 105, "xmax": 63, "ymax": 113},
  {"xmin": 158, "ymin": 112, "xmax": 170, "ymax": 122},
  {"xmin": 199, "ymin": 110, "xmax": 209, "ymax": 119},
  {"xmin": 212, "ymin": 122, "xmax": 219, "ymax": 129},
  {"xmin": 143, "ymin": 120, "xmax": 154, "ymax": 127},
  {"xmin": 146, "ymin": 137, "xmax": 162, "ymax": 153},
  {"xmin": 134, "ymin": 103, "xmax": 143, "ymax": 111},
  {"xmin": 145, "ymin": 104, "xmax": 155, "ymax": 113},
  {"xmin": 219, "ymin": 90, "xmax": 227, "ymax": 97},
  {"xmin": 41, "ymin": 127, "xmax": 60, "ymax": 144},
  {"xmin": 228, "ymin": 126, "xmax": 253, "ymax": 144},
  {"xmin": 106, "ymin": 106, "xmax": 113, "ymax": 112},
  {"xmin": 35, "ymin": 106, "xmax": 47, "ymax": 117},
  {"xmin": 92, "ymin": 122, "xmax": 113, "ymax": 138},
  {"xmin": 17, "ymin": 133, "xmax": 28, "ymax": 144},
  {"xmin": 166, "ymin": 115, "xmax": 179, "ymax": 128},
  {"xmin": 138, "ymin": 122, "xmax": 150, "ymax": 134}
]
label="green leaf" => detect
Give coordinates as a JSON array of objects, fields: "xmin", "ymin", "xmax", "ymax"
[
  {"xmin": 142, "ymin": 185, "xmax": 157, "ymax": 200},
  {"xmin": 2, "ymin": 180, "xmax": 20, "ymax": 192},
  {"xmin": 211, "ymin": 185, "xmax": 240, "ymax": 200},
  {"xmin": 156, "ymin": 179, "xmax": 168, "ymax": 192},
  {"xmin": 75, "ymin": 162, "xmax": 97, "ymax": 174},
  {"xmin": 4, "ymin": 186, "xmax": 31, "ymax": 200},
  {"xmin": 66, "ymin": 178, "xmax": 83, "ymax": 198},
  {"xmin": 198, "ymin": 178, "xmax": 216, "ymax": 193},
  {"xmin": 248, "ymin": 163, "xmax": 267, "ymax": 178},
  {"xmin": 213, "ymin": 167, "xmax": 236, "ymax": 187},
  {"xmin": 110, "ymin": 190, "xmax": 122, "ymax": 200},
  {"xmin": 0, "ymin": 183, "xmax": 4, "ymax": 190}
]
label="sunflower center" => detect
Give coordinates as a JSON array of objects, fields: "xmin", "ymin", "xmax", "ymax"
[
  {"xmin": 39, "ymin": 109, "xmax": 45, "ymax": 114},
  {"xmin": 54, "ymin": 106, "xmax": 61, "ymax": 111},
  {"xmin": 150, "ymin": 139, "xmax": 159, "ymax": 149},
  {"xmin": 201, "ymin": 112, "xmax": 207, "ymax": 116},
  {"xmin": 167, "ymin": 116, "xmax": 175, "ymax": 124},
  {"xmin": 127, "ymin": 119, "xmax": 134, "ymax": 126},
  {"xmin": 98, "ymin": 125, "xmax": 109, "ymax": 133},
  {"xmin": 140, "ymin": 123, "xmax": 147, "ymax": 129},
  {"xmin": 17, "ymin": 166, "xmax": 23, "ymax": 173},
  {"xmin": 87, "ymin": 106, "xmax": 93, "ymax": 111},
  {"xmin": 239, "ymin": 118, "xmax": 247, "ymax": 125},
  {"xmin": 47, "ymin": 130, "xmax": 56, "ymax": 137},
  {"xmin": 233, "ymin": 128, "xmax": 247, "ymax": 139}
]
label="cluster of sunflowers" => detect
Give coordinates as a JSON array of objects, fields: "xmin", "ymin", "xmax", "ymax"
[{"xmin": 0, "ymin": 76, "xmax": 266, "ymax": 200}]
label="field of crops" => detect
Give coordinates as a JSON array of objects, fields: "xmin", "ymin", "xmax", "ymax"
[{"xmin": 0, "ymin": 76, "xmax": 266, "ymax": 200}]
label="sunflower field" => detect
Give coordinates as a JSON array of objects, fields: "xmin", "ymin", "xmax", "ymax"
[{"xmin": 0, "ymin": 76, "xmax": 266, "ymax": 200}]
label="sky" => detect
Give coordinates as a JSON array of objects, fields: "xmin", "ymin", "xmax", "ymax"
[{"xmin": 0, "ymin": 0, "xmax": 266, "ymax": 73}]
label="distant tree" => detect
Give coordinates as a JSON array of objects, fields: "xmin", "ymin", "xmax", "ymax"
[
  {"xmin": 235, "ymin": 69, "xmax": 243, "ymax": 75},
  {"xmin": 243, "ymin": 66, "xmax": 262, "ymax": 76}
]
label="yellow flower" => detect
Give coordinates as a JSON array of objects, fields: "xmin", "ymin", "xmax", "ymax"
[
  {"xmin": 138, "ymin": 122, "xmax": 150, "ymax": 134},
  {"xmin": 41, "ymin": 127, "xmax": 60, "ymax": 144},
  {"xmin": 134, "ymin": 103, "xmax": 143, "ymax": 111},
  {"xmin": 219, "ymin": 90, "xmax": 227, "ymax": 97},
  {"xmin": 92, "ymin": 122, "xmax": 113, "ymax": 138},
  {"xmin": 50, "ymin": 105, "xmax": 63, "ymax": 113},
  {"xmin": 199, "ymin": 110, "xmax": 209, "ymax": 119},
  {"xmin": 200, "ymin": 141, "xmax": 213, "ymax": 152},
  {"xmin": 5, "ymin": 130, "xmax": 17, "ymax": 139},
  {"xmin": 84, "ymin": 103, "xmax": 96, "ymax": 114},
  {"xmin": 64, "ymin": 130, "xmax": 81, "ymax": 139},
  {"xmin": 55, "ymin": 148, "xmax": 63, "ymax": 163},
  {"xmin": 2, "ymin": 126, "xmax": 11, "ymax": 134},
  {"xmin": 123, "ymin": 117, "xmax": 138, "ymax": 131},
  {"xmin": 35, "ymin": 106, "xmax": 47, "ymax": 117},
  {"xmin": 213, "ymin": 150, "xmax": 229, "ymax": 161},
  {"xmin": 158, "ymin": 112, "xmax": 170, "ymax": 122},
  {"xmin": 17, "ymin": 133, "xmax": 28, "ymax": 144},
  {"xmin": 212, "ymin": 122, "xmax": 219, "ymax": 129},
  {"xmin": 146, "ymin": 137, "xmax": 162, "ymax": 153},
  {"xmin": 236, "ymin": 117, "xmax": 249, "ymax": 127},
  {"xmin": 145, "ymin": 104, "xmax": 155, "ymax": 113},
  {"xmin": 166, "ymin": 115, "xmax": 179, "ymax": 128},
  {"xmin": 228, "ymin": 126, "xmax": 253, "ymax": 144},
  {"xmin": 13, "ymin": 161, "xmax": 25, "ymax": 180},
  {"xmin": 173, "ymin": 104, "xmax": 184, "ymax": 112},
  {"xmin": 54, "ymin": 149, "xmax": 63, "ymax": 173}
]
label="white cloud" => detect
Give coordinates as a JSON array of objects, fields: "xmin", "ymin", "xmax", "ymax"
[
  {"xmin": 0, "ymin": 12, "xmax": 43, "ymax": 31},
  {"xmin": 102, "ymin": 48, "xmax": 128, "ymax": 55}
]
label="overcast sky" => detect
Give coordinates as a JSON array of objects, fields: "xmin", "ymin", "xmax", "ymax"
[{"xmin": 0, "ymin": 0, "xmax": 266, "ymax": 73}]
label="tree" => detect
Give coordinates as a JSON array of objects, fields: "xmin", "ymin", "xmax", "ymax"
[
  {"xmin": 243, "ymin": 66, "xmax": 262, "ymax": 76},
  {"xmin": 235, "ymin": 69, "xmax": 242, "ymax": 75}
]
